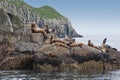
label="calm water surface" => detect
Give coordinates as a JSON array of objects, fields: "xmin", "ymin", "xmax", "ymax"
[
  {"xmin": 0, "ymin": 70, "xmax": 120, "ymax": 80},
  {"xmin": 0, "ymin": 35, "xmax": 120, "ymax": 80}
]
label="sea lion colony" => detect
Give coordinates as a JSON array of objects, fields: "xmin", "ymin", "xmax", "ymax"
[
  {"xmin": 31, "ymin": 22, "xmax": 107, "ymax": 51},
  {"xmin": 87, "ymin": 38, "xmax": 108, "ymax": 53}
]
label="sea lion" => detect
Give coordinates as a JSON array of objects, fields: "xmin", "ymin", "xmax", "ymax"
[
  {"xmin": 101, "ymin": 38, "xmax": 107, "ymax": 53},
  {"xmin": 63, "ymin": 36, "xmax": 75, "ymax": 45},
  {"xmin": 53, "ymin": 42, "xmax": 69, "ymax": 48},
  {"xmin": 88, "ymin": 40, "xmax": 102, "ymax": 50},
  {"xmin": 51, "ymin": 39, "xmax": 66, "ymax": 44},
  {"xmin": 44, "ymin": 25, "xmax": 55, "ymax": 33},
  {"xmin": 69, "ymin": 42, "xmax": 83, "ymax": 47},
  {"xmin": 31, "ymin": 22, "xmax": 47, "ymax": 40},
  {"xmin": 48, "ymin": 35, "xmax": 68, "ymax": 48},
  {"xmin": 88, "ymin": 40, "xmax": 94, "ymax": 47},
  {"xmin": 101, "ymin": 45, "xmax": 107, "ymax": 53},
  {"xmin": 49, "ymin": 35, "xmax": 66, "ymax": 44},
  {"xmin": 102, "ymin": 38, "xmax": 107, "ymax": 45}
]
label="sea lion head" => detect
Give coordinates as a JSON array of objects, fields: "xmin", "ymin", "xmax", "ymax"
[
  {"xmin": 31, "ymin": 22, "xmax": 36, "ymax": 28},
  {"xmin": 45, "ymin": 25, "xmax": 48, "ymax": 28}
]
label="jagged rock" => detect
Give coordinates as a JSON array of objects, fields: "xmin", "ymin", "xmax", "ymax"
[{"xmin": 42, "ymin": 18, "xmax": 82, "ymax": 38}]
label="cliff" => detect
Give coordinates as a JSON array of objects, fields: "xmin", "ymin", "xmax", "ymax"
[{"xmin": 0, "ymin": 0, "xmax": 82, "ymax": 38}]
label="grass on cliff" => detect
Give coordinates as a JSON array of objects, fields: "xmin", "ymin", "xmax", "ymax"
[
  {"xmin": 35, "ymin": 6, "xmax": 64, "ymax": 19},
  {"xmin": 0, "ymin": 0, "xmax": 65, "ymax": 19}
]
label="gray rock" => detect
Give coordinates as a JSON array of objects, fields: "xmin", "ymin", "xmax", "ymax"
[{"xmin": 15, "ymin": 42, "xmax": 40, "ymax": 53}]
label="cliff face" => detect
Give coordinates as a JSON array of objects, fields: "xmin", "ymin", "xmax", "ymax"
[
  {"xmin": 0, "ymin": 0, "xmax": 82, "ymax": 38},
  {"xmin": 0, "ymin": 8, "xmax": 44, "ymax": 53}
]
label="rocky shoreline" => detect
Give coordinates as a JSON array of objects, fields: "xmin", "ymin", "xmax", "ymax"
[{"xmin": 0, "ymin": 23, "xmax": 120, "ymax": 73}]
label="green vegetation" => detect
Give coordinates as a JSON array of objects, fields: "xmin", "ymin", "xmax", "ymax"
[
  {"xmin": 35, "ymin": 6, "xmax": 64, "ymax": 19},
  {"xmin": 0, "ymin": 0, "xmax": 65, "ymax": 19}
]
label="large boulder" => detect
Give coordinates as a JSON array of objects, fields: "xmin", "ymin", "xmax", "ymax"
[
  {"xmin": 15, "ymin": 42, "xmax": 40, "ymax": 53},
  {"xmin": 104, "ymin": 45, "xmax": 120, "ymax": 64},
  {"xmin": 34, "ymin": 44, "xmax": 74, "ymax": 67},
  {"xmin": 70, "ymin": 45, "xmax": 106, "ymax": 63},
  {"xmin": 33, "ymin": 44, "xmax": 101, "ymax": 71}
]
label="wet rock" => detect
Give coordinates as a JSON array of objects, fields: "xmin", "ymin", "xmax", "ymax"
[{"xmin": 0, "ymin": 55, "xmax": 33, "ymax": 70}]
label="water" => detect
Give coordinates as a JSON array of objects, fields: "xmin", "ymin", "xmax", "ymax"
[
  {"xmin": 0, "ymin": 35, "xmax": 120, "ymax": 80},
  {"xmin": 0, "ymin": 70, "xmax": 120, "ymax": 80},
  {"xmin": 75, "ymin": 35, "xmax": 120, "ymax": 51}
]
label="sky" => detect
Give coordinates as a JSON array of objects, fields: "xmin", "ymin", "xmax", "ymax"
[{"xmin": 24, "ymin": 0, "xmax": 120, "ymax": 35}]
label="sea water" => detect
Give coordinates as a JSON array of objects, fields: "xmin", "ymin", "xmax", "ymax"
[
  {"xmin": 76, "ymin": 35, "xmax": 120, "ymax": 51},
  {"xmin": 0, "ymin": 35, "xmax": 120, "ymax": 80},
  {"xmin": 0, "ymin": 70, "xmax": 120, "ymax": 80}
]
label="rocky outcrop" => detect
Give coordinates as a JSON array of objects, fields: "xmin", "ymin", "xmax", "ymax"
[
  {"xmin": 0, "ymin": 55, "xmax": 33, "ymax": 70},
  {"xmin": 0, "ymin": 0, "xmax": 82, "ymax": 38},
  {"xmin": 0, "ymin": 9, "xmax": 45, "ymax": 54},
  {"xmin": 33, "ymin": 44, "xmax": 120, "ymax": 72}
]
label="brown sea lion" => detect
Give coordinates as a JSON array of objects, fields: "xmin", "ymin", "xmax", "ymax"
[
  {"xmin": 101, "ymin": 45, "xmax": 107, "ymax": 53},
  {"xmin": 53, "ymin": 42, "xmax": 69, "ymax": 48},
  {"xmin": 63, "ymin": 36, "xmax": 75, "ymax": 45},
  {"xmin": 69, "ymin": 42, "xmax": 83, "ymax": 47},
  {"xmin": 51, "ymin": 39, "xmax": 65, "ymax": 44},
  {"xmin": 49, "ymin": 35, "xmax": 66, "ymax": 44},
  {"xmin": 48, "ymin": 35, "xmax": 68, "ymax": 48},
  {"xmin": 88, "ymin": 40, "xmax": 94, "ymax": 47},
  {"xmin": 87, "ymin": 40, "xmax": 102, "ymax": 50},
  {"xmin": 101, "ymin": 38, "xmax": 107, "ymax": 53},
  {"xmin": 31, "ymin": 22, "xmax": 47, "ymax": 39},
  {"xmin": 44, "ymin": 25, "xmax": 55, "ymax": 33}
]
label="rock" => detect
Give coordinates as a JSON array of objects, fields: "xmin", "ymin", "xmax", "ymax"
[
  {"xmin": 0, "ymin": 55, "xmax": 33, "ymax": 70},
  {"xmin": 69, "ymin": 44, "xmax": 107, "ymax": 63},
  {"xmin": 33, "ymin": 43, "xmax": 120, "ymax": 71},
  {"xmin": 42, "ymin": 18, "xmax": 83, "ymax": 38},
  {"xmin": 15, "ymin": 42, "xmax": 40, "ymax": 53},
  {"xmin": 103, "ymin": 45, "xmax": 120, "ymax": 64},
  {"xmin": 33, "ymin": 44, "xmax": 75, "ymax": 68},
  {"xmin": 33, "ymin": 44, "xmax": 101, "ymax": 70}
]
